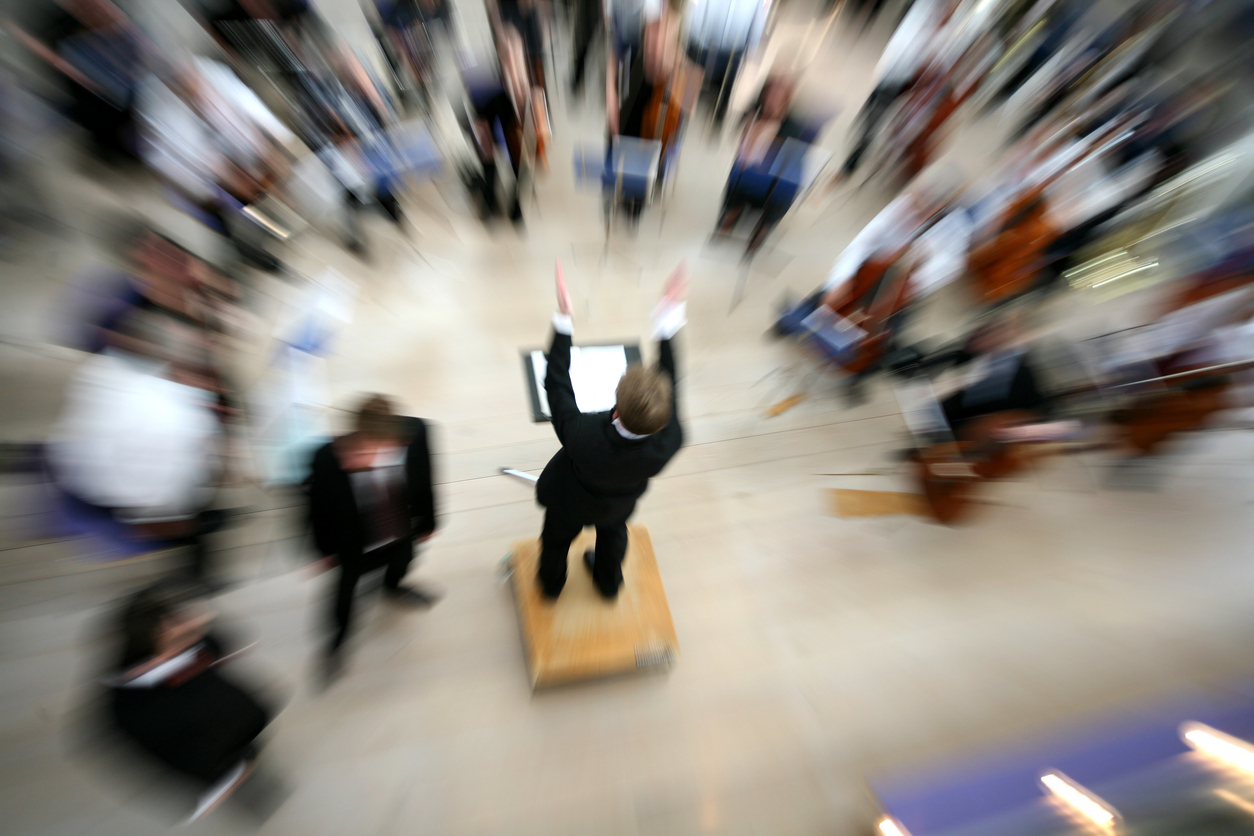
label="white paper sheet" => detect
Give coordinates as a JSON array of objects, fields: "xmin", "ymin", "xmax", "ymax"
[
  {"xmin": 894, "ymin": 380, "xmax": 951, "ymax": 439},
  {"xmin": 531, "ymin": 345, "xmax": 630, "ymax": 417}
]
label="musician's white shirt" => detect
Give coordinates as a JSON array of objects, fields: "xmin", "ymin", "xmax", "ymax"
[
  {"xmin": 821, "ymin": 194, "xmax": 920, "ymax": 293},
  {"xmin": 821, "ymin": 197, "xmax": 969, "ymax": 300}
]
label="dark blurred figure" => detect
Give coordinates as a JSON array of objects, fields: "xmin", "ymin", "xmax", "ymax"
[
  {"xmin": 5, "ymin": 0, "xmax": 145, "ymax": 163},
  {"xmin": 569, "ymin": 0, "xmax": 602, "ymax": 94},
  {"xmin": 606, "ymin": 7, "xmax": 701, "ymax": 219},
  {"xmin": 462, "ymin": 26, "xmax": 549, "ymax": 223},
  {"xmin": 984, "ymin": 0, "xmax": 1084, "ymax": 109},
  {"xmin": 137, "ymin": 57, "xmax": 292, "ymax": 271},
  {"xmin": 189, "ymin": 0, "xmax": 327, "ymax": 59},
  {"xmin": 715, "ymin": 74, "xmax": 810, "ymax": 254},
  {"xmin": 606, "ymin": 0, "xmax": 660, "ymax": 98},
  {"xmin": 0, "ymin": 64, "xmax": 59, "ymax": 249},
  {"xmin": 837, "ymin": 0, "xmax": 958, "ymax": 181},
  {"xmin": 1011, "ymin": 0, "xmax": 1181, "ymax": 141},
  {"xmin": 307, "ymin": 395, "xmax": 439, "ymax": 683},
  {"xmin": 918, "ymin": 313, "xmax": 1054, "ymax": 439},
  {"xmin": 842, "ymin": 0, "xmax": 891, "ymax": 30},
  {"xmin": 105, "ymin": 579, "xmax": 275, "ymax": 823},
  {"xmin": 488, "ymin": 0, "xmax": 547, "ymax": 92},
  {"xmin": 684, "ymin": 0, "xmax": 770, "ymax": 127},
  {"xmin": 370, "ymin": 0, "xmax": 454, "ymax": 109}
]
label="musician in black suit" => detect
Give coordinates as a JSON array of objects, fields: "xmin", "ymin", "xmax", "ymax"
[
  {"xmin": 308, "ymin": 395, "xmax": 438, "ymax": 675},
  {"xmin": 107, "ymin": 578, "xmax": 272, "ymax": 819},
  {"xmin": 535, "ymin": 260, "xmax": 688, "ymax": 600},
  {"xmin": 920, "ymin": 314, "xmax": 1053, "ymax": 436}
]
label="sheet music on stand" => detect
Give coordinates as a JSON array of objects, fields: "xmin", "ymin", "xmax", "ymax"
[
  {"xmin": 893, "ymin": 379, "xmax": 953, "ymax": 444},
  {"xmin": 524, "ymin": 343, "xmax": 643, "ymax": 422},
  {"xmin": 800, "ymin": 306, "xmax": 867, "ymax": 357}
]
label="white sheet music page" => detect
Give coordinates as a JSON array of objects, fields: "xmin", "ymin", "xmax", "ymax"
[{"xmin": 531, "ymin": 346, "xmax": 629, "ymax": 417}]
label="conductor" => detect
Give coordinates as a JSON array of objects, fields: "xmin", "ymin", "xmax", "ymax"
[{"xmin": 536, "ymin": 260, "xmax": 688, "ymax": 601}]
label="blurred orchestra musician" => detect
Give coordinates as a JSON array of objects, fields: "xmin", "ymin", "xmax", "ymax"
[
  {"xmin": 606, "ymin": 3, "xmax": 703, "ymax": 219},
  {"xmin": 463, "ymin": 25, "xmax": 550, "ymax": 223},
  {"xmin": 307, "ymin": 395, "xmax": 439, "ymax": 682},
  {"xmin": 714, "ymin": 74, "xmax": 812, "ymax": 255},
  {"xmin": 6, "ymin": 0, "xmax": 146, "ymax": 163},
  {"xmin": 105, "ymin": 578, "xmax": 274, "ymax": 823},
  {"xmin": 684, "ymin": 0, "xmax": 770, "ymax": 128},
  {"xmin": 48, "ymin": 303, "xmax": 228, "ymax": 581},
  {"xmin": 774, "ymin": 173, "xmax": 970, "ymax": 401}
]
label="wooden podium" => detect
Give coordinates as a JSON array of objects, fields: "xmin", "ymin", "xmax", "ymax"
[{"xmin": 508, "ymin": 524, "xmax": 679, "ymax": 689}]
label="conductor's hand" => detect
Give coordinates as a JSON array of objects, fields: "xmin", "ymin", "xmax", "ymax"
[
  {"xmin": 661, "ymin": 260, "xmax": 689, "ymax": 305},
  {"xmin": 555, "ymin": 259, "xmax": 573, "ymax": 316}
]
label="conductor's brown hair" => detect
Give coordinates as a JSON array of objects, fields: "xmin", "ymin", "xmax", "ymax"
[
  {"xmin": 354, "ymin": 394, "xmax": 401, "ymax": 440},
  {"xmin": 615, "ymin": 365, "xmax": 673, "ymax": 436}
]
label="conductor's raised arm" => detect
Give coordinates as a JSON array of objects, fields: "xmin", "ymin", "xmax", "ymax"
[
  {"xmin": 652, "ymin": 262, "xmax": 689, "ymax": 423},
  {"xmin": 545, "ymin": 260, "xmax": 581, "ymax": 443}
]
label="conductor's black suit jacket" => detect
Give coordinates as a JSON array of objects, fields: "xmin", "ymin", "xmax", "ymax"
[
  {"xmin": 308, "ymin": 417, "xmax": 436, "ymax": 570},
  {"xmin": 536, "ymin": 331, "xmax": 684, "ymax": 520}
]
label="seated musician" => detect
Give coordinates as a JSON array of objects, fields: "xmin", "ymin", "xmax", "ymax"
[
  {"xmin": 106, "ymin": 579, "xmax": 273, "ymax": 820},
  {"xmin": 714, "ymin": 74, "xmax": 812, "ymax": 255},
  {"xmin": 464, "ymin": 26, "xmax": 549, "ymax": 224},
  {"xmin": 920, "ymin": 312, "xmax": 1054, "ymax": 441},
  {"xmin": 774, "ymin": 175, "xmax": 968, "ymax": 400},
  {"xmin": 606, "ymin": 5, "xmax": 702, "ymax": 219},
  {"xmin": 137, "ymin": 57, "xmax": 292, "ymax": 271}
]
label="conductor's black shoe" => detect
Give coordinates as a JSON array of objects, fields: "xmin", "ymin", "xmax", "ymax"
[
  {"xmin": 383, "ymin": 584, "xmax": 441, "ymax": 607},
  {"xmin": 536, "ymin": 574, "xmax": 563, "ymax": 600},
  {"xmin": 583, "ymin": 549, "xmax": 596, "ymax": 574}
]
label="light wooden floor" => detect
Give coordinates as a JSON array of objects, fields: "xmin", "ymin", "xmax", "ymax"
[{"xmin": 3, "ymin": 1, "xmax": 1254, "ymax": 835}]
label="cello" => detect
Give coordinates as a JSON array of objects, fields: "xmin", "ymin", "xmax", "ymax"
[
  {"xmin": 968, "ymin": 114, "xmax": 1139, "ymax": 303},
  {"xmin": 637, "ymin": 61, "xmax": 691, "ymax": 167}
]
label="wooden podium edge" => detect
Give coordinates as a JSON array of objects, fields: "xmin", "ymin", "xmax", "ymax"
[{"xmin": 507, "ymin": 524, "xmax": 679, "ymax": 690}]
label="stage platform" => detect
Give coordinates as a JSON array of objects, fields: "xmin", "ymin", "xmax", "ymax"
[{"xmin": 508, "ymin": 524, "xmax": 678, "ymax": 689}]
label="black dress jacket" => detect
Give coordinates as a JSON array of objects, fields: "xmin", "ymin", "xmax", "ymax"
[
  {"xmin": 536, "ymin": 331, "xmax": 683, "ymax": 519},
  {"xmin": 308, "ymin": 417, "xmax": 436, "ymax": 567}
]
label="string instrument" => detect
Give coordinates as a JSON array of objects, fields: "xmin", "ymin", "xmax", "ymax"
[
  {"xmin": 818, "ymin": 248, "xmax": 912, "ymax": 372},
  {"xmin": 1106, "ymin": 353, "xmax": 1252, "ymax": 456},
  {"xmin": 913, "ymin": 410, "xmax": 1042, "ymax": 524},
  {"xmin": 1163, "ymin": 262, "xmax": 1254, "ymax": 314},
  {"xmin": 968, "ymin": 185, "xmax": 1058, "ymax": 303},
  {"xmin": 844, "ymin": 260, "xmax": 918, "ymax": 375},
  {"xmin": 822, "ymin": 205, "xmax": 956, "ymax": 373},
  {"xmin": 969, "ymin": 115, "xmax": 1140, "ymax": 304},
  {"xmin": 639, "ymin": 64, "xmax": 689, "ymax": 159}
]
